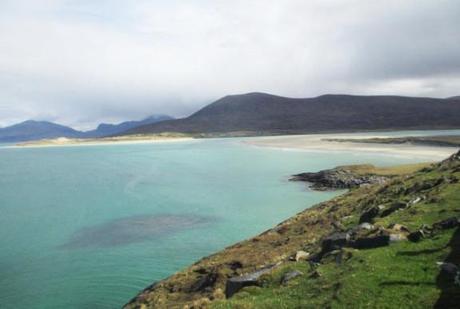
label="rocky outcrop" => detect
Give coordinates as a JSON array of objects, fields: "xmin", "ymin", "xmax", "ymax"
[
  {"xmin": 291, "ymin": 166, "xmax": 388, "ymax": 190},
  {"xmin": 408, "ymin": 217, "xmax": 459, "ymax": 242},
  {"xmin": 225, "ymin": 263, "xmax": 279, "ymax": 298}
]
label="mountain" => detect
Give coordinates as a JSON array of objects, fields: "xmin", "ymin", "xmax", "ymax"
[
  {"xmin": 121, "ymin": 93, "xmax": 460, "ymax": 136},
  {"xmin": 0, "ymin": 115, "xmax": 174, "ymax": 143},
  {"xmin": 82, "ymin": 114, "xmax": 174, "ymax": 137},
  {"xmin": 0, "ymin": 120, "xmax": 82, "ymax": 143}
]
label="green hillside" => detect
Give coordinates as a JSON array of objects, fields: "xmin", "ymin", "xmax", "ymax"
[{"xmin": 125, "ymin": 151, "xmax": 460, "ymax": 309}]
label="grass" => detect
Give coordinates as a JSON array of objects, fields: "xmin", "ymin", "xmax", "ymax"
[
  {"xmin": 213, "ymin": 231, "xmax": 454, "ymax": 308},
  {"xmin": 339, "ymin": 163, "xmax": 432, "ymax": 176},
  {"xmin": 211, "ymin": 157, "xmax": 460, "ymax": 308},
  {"xmin": 125, "ymin": 153, "xmax": 460, "ymax": 308}
]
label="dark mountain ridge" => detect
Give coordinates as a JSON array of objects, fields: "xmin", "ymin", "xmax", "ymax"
[{"xmin": 122, "ymin": 93, "xmax": 460, "ymax": 136}]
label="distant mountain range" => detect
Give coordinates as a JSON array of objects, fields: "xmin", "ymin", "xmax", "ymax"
[
  {"xmin": 122, "ymin": 93, "xmax": 460, "ymax": 136},
  {"xmin": 0, "ymin": 115, "xmax": 174, "ymax": 143},
  {"xmin": 82, "ymin": 114, "xmax": 174, "ymax": 138},
  {"xmin": 3, "ymin": 93, "xmax": 460, "ymax": 143}
]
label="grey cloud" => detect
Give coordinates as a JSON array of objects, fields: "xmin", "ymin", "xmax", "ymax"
[{"xmin": 0, "ymin": 0, "xmax": 459, "ymax": 129}]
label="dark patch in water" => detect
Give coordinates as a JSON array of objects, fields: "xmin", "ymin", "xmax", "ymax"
[{"xmin": 60, "ymin": 214, "xmax": 213, "ymax": 249}]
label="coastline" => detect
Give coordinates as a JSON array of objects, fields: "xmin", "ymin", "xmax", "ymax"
[
  {"xmin": 10, "ymin": 135, "xmax": 194, "ymax": 148},
  {"xmin": 124, "ymin": 151, "xmax": 460, "ymax": 308},
  {"xmin": 243, "ymin": 133, "xmax": 458, "ymax": 160}
]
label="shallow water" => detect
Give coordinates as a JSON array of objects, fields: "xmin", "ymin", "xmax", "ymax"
[{"xmin": 0, "ymin": 131, "xmax": 458, "ymax": 308}]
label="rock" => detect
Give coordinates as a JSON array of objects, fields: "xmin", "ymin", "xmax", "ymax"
[
  {"xmin": 350, "ymin": 235, "xmax": 390, "ymax": 249},
  {"xmin": 295, "ymin": 250, "xmax": 310, "ymax": 262},
  {"xmin": 437, "ymin": 262, "xmax": 459, "ymax": 275},
  {"xmin": 332, "ymin": 221, "xmax": 346, "ymax": 231},
  {"xmin": 281, "ymin": 270, "xmax": 303, "ymax": 285},
  {"xmin": 432, "ymin": 217, "xmax": 459, "ymax": 230},
  {"xmin": 225, "ymin": 264, "xmax": 277, "ymax": 298},
  {"xmin": 189, "ymin": 272, "xmax": 218, "ymax": 292},
  {"xmin": 290, "ymin": 166, "xmax": 388, "ymax": 191},
  {"xmin": 322, "ymin": 232, "xmax": 350, "ymax": 253},
  {"xmin": 359, "ymin": 206, "xmax": 380, "ymax": 223},
  {"xmin": 408, "ymin": 230, "xmax": 425, "ymax": 242},
  {"xmin": 309, "ymin": 270, "xmax": 321, "ymax": 278},
  {"xmin": 358, "ymin": 223, "xmax": 374, "ymax": 230},
  {"xmin": 389, "ymin": 233, "xmax": 407, "ymax": 242},
  {"xmin": 388, "ymin": 223, "xmax": 410, "ymax": 233},
  {"xmin": 409, "ymin": 196, "xmax": 423, "ymax": 205},
  {"xmin": 380, "ymin": 202, "xmax": 407, "ymax": 217},
  {"xmin": 227, "ymin": 261, "xmax": 243, "ymax": 271}
]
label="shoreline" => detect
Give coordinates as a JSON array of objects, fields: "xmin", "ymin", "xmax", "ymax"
[
  {"xmin": 9, "ymin": 135, "xmax": 194, "ymax": 148},
  {"xmin": 243, "ymin": 133, "xmax": 458, "ymax": 160},
  {"xmin": 125, "ymin": 151, "xmax": 460, "ymax": 308}
]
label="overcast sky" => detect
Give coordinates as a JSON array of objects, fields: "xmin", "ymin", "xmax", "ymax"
[{"xmin": 1, "ymin": 0, "xmax": 459, "ymax": 129}]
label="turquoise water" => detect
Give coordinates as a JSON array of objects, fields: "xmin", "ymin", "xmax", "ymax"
[{"xmin": 0, "ymin": 131, "xmax": 458, "ymax": 308}]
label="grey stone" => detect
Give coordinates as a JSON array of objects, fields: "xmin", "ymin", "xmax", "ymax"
[
  {"xmin": 359, "ymin": 206, "xmax": 380, "ymax": 223},
  {"xmin": 225, "ymin": 264, "xmax": 278, "ymax": 298},
  {"xmin": 281, "ymin": 270, "xmax": 303, "ymax": 285},
  {"xmin": 350, "ymin": 235, "xmax": 390, "ymax": 249}
]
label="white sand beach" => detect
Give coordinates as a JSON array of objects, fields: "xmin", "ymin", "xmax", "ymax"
[
  {"xmin": 13, "ymin": 135, "xmax": 194, "ymax": 148},
  {"xmin": 245, "ymin": 133, "xmax": 458, "ymax": 160}
]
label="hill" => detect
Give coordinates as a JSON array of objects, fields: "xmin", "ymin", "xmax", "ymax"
[
  {"xmin": 122, "ymin": 93, "xmax": 460, "ymax": 136},
  {"xmin": 125, "ymin": 151, "xmax": 460, "ymax": 308},
  {"xmin": 82, "ymin": 114, "xmax": 174, "ymax": 137},
  {"xmin": 0, "ymin": 120, "xmax": 82, "ymax": 142},
  {"xmin": 0, "ymin": 115, "xmax": 174, "ymax": 142}
]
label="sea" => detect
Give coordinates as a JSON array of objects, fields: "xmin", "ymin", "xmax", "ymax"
[{"xmin": 1, "ymin": 130, "xmax": 459, "ymax": 308}]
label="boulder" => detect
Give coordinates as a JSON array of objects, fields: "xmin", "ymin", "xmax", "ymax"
[
  {"xmin": 350, "ymin": 235, "xmax": 390, "ymax": 249},
  {"xmin": 309, "ymin": 270, "xmax": 321, "ymax": 278},
  {"xmin": 358, "ymin": 223, "xmax": 374, "ymax": 230},
  {"xmin": 432, "ymin": 217, "xmax": 459, "ymax": 230},
  {"xmin": 388, "ymin": 223, "xmax": 410, "ymax": 233},
  {"xmin": 408, "ymin": 230, "xmax": 425, "ymax": 242},
  {"xmin": 389, "ymin": 233, "xmax": 407, "ymax": 242},
  {"xmin": 281, "ymin": 270, "xmax": 303, "ymax": 285},
  {"xmin": 437, "ymin": 262, "xmax": 458, "ymax": 275},
  {"xmin": 189, "ymin": 272, "xmax": 218, "ymax": 292},
  {"xmin": 380, "ymin": 202, "xmax": 407, "ymax": 217},
  {"xmin": 225, "ymin": 264, "xmax": 277, "ymax": 298},
  {"xmin": 359, "ymin": 206, "xmax": 380, "ymax": 223},
  {"xmin": 409, "ymin": 196, "xmax": 423, "ymax": 205},
  {"xmin": 295, "ymin": 250, "xmax": 310, "ymax": 262},
  {"xmin": 321, "ymin": 232, "xmax": 350, "ymax": 253}
]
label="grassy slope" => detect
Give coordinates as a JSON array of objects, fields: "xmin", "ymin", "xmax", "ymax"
[
  {"xmin": 213, "ymin": 157, "xmax": 460, "ymax": 308},
  {"xmin": 332, "ymin": 162, "xmax": 432, "ymax": 176},
  {"xmin": 125, "ymin": 154, "xmax": 460, "ymax": 309}
]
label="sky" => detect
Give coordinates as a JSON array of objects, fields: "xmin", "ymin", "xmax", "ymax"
[{"xmin": 0, "ymin": 0, "xmax": 459, "ymax": 130}]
